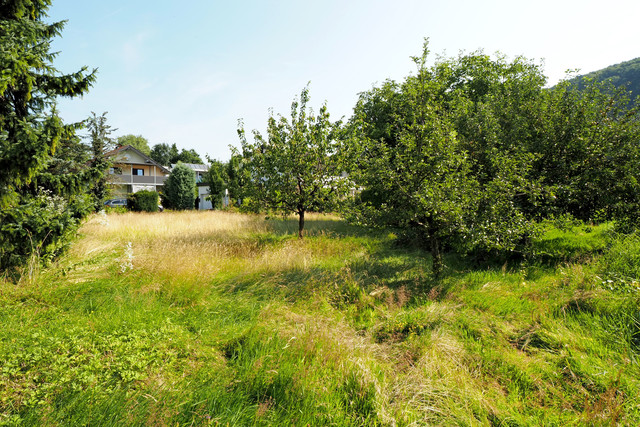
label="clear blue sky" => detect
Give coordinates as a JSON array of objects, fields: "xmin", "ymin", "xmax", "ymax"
[{"xmin": 47, "ymin": 0, "xmax": 640, "ymax": 161}]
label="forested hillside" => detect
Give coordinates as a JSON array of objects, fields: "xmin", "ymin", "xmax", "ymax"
[{"xmin": 570, "ymin": 57, "xmax": 640, "ymax": 101}]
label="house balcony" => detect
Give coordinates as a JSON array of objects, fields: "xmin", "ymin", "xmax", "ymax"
[{"xmin": 110, "ymin": 175, "xmax": 168, "ymax": 185}]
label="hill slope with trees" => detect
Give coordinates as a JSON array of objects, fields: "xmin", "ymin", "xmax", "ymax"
[{"xmin": 570, "ymin": 57, "xmax": 640, "ymax": 102}]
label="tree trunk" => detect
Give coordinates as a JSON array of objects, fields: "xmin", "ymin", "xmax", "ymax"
[
  {"xmin": 298, "ymin": 209, "xmax": 305, "ymax": 239},
  {"xmin": 430, "ymin": 233, "xmax": 442, "ymax": 280}
]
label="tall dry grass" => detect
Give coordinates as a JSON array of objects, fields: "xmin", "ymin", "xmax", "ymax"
[{"xmin": 68, "ymin": 211, "xmax": 352, "ymax": 283}]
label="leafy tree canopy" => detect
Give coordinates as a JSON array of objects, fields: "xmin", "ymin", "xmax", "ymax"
[
  {"xmin": 149, "ymin": 142, "xmax": 203, "ymax": 166},
  {"xmin": 537, "ymin": 78, "xmax": 640, "ymax": 229},
  {"xmin": 349, "ymin": 40, "xmax": 640, "ymax": 276},
  {"xmin": 176, "ymin": 148, "xmax": 203, "ymax": 164},
  {"xmin": 569, "ymin": 57, "xmax": 640, "ymax": 105},
  {"xmin": 236, "ymin": 86, "xmax": 350, "ymax": 238},
  {"xmin": 203, "ymin": 158, "xmax": 226, "ymax": 209},
  {"xmin": 226, "ymin": 154, "xmax": 250, "ymax": 205},
  {"xmin": 150, "ymin": 143, "xmax": 179, "ymax": 166},
  {"xmin": 117, "ymin": 134, "xmax": 151, "ymax": 155},
  {"xmin": 349, "ymin": 41, "xmax": 547, "ymax": 275}
]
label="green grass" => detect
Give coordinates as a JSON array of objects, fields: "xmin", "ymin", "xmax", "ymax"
[{"xmin": 1, "ymin": 211, "xmax": 639, "ymax": 425}]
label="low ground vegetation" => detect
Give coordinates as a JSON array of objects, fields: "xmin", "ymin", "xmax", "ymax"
[{"xmin": 1, "ymin": 211, "xmax": 638, "ymax": 425}]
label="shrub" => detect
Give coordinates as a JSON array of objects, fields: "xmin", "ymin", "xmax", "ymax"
[
  {"xmin": 0, "ymin": 189, "xmax": 92, "ymax": 277},
  {"xmin": 127, "ymin": 190, "xmax": 159, "ymax": 213}
]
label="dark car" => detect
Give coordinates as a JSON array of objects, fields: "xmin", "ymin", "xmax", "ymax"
[{"xmin": 104, "ymin": 198, "xmax": 127, "ymax": 208}]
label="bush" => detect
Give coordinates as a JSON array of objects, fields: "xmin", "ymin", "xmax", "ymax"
[
  {"xmin": 0, "ymin": 189, "xmax": 92, "ymax": 277},
  {"xmin": 127, "ymin": 190, "xmax": 159, "ymax": 212}
]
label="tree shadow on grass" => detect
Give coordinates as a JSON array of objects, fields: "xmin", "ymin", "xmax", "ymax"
[
  {"xmin": 223, "ymin": 217, "xmax": 585, "ymax": 309},
  {"xmin": 264, "ymin": 216, "xmax": 378, "ymax": 239}
]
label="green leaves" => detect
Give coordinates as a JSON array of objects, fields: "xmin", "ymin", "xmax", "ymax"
[
  {"xmin": 236, "ymin": 86, "xmax": 349, "ymax": 237},
  {"xmin": 116, "ymin": 134, "xmax": 151, "ymax": 155},
  {"xmin": 128, "ymin": 190, "xmax": 159, "ymax": 213},
  {"xmin": 164, "ymin": 163, "xmax": 196, "ymax": 210},
  {"xmin": 349, "ymin": 40, "xmax": 640, "ymax": 278},
  {"xmin": 349, "ymin": 42, "xmax": 548, "ymax": 276},
  {"xmin": 0, "ymin": 1, "xmax": 96, "ymax": 273},
  {"xmin": 203, "ymin": 158, "xmax": 227, "ymax": 209}
]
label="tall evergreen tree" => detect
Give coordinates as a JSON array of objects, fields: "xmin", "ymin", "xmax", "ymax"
[
  {"xmin": 164, "ymin": 163, "xmax": 196, "ymax": 210},
  {"xmin": 86, "ymin": 112, "xmax": 115, "ymax": 210},
  {"xmin": 0, "ymin": 0, "xmax": 96, "ymax": 273},
  {"xmin": 0, "ymin": 0, "xmax": 95, "ymax": 206}
]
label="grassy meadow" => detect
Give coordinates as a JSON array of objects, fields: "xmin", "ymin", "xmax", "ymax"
[{"xmin": 1, "ymin": 210, "xmax": 639, "ymax": 425}]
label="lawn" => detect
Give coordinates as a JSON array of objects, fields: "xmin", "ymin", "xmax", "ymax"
[{"xmin": 1, "ymin": 211, "xmax": 639, "ymax": 425}]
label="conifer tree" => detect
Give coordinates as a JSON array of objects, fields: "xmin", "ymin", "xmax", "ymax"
[
  {"xmin": 86, "ymin": 112, "xmax": 115, "ymax": 210},
  {"xmin": 0, "ymin": 0, "xmax": 96, "ymax": 272},
  {"xmin": 164, "ymin": 163, "xmax": 196, "ymax": 210}
]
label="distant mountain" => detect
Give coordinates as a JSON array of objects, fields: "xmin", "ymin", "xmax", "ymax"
[{"xmin": 569, "ymin": 57, "xmax": 640, "ymax": 102}]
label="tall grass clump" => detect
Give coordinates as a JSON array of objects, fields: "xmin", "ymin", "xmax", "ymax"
[{"xmin": 599, "ymin": 232, "xmax": 640, "ymax": 281}]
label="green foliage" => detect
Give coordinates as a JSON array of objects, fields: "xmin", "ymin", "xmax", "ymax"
[
  {"xmin": 570, "ymin": 57, "xmax": 640, "ymax": 105},
  {"xmin": 127, "ymin": 190, "xmax": 159, "ymax": 213},
  {"xmin": 349, "ymin": 41, "xmax": 541, "ymax": 276},
  {"xmin": 164, "ymin": 163, "xmax": 196, "ymax": 210},
  {"xmin": 236, "ymin": 86, "xmax": 351, "ymax": 238},
  {"xmin": 0, "ymin": 134, "xmax": 99, "ymax": 274},
  {"xmin": 201, "ymin": 155, "xmax": 251, "ymax": 209},
  {"xmin": 0, "ymin": 188, "xmax": 92, "ymax": 276},
  {"xmin": 35, "ymin": 134, "xmax": 94, "ymax": 198},
  {"xmin": 149, "ymin": 142, "xmax": 203, "ymax": 166},
  {"xmin": 226, "ymin": 154, "xmax": 251, "ymax": 206},
  {"xmin": 86, "ymin": 112, "xmax": 116, "ymax": 155},
  {"xmin": 0, "ymin": 1, "xmax": 95, "ymax": 207},
  {"xmin": 0, "ymin": 0, "xmax": 96, "ymax": 274},
  {"xmin": 116, "ymin": 134, "xmax": 151, "ymax": 155},
  {"xmin": 533, "ymin": 79, "xmax": 640, "ymax": 225},
  {"xmin": 85, "ymin": 112, "xmax": 115, "ymax": 210},
  {"xmin": 0, "ymin": 134, "xmax": 100, "ymax": 273},
  {"xmin": 204, "ymin": 159, "xmax": 227, "ymax": 209},
  {"xmin": 176, "ymin": 147, "xmax": 203, "ymax": 164},
  {"xmin": 149, "ymin": 142, "xmax": 178, "ymax": 166},
  {"xmin": 349, "ymin": 41, "xmax": 640, "ymax": 276}
]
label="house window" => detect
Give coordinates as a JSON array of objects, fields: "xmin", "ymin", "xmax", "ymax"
[
  {"xmin": 132, "ymin": 168, "xmax": 144, "ymax": 176},
  {"xmin": 109, "ymin": 167, "xmax": 123, "ymax": 175}
]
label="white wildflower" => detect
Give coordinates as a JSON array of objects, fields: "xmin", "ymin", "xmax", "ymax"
[
  {"xmin": 120, "ymin": 241, "xmax": 134, "ymax": 273},
  {"xmin": 98, "ymin": 210, "xmax": 109, "ymax": 226}
]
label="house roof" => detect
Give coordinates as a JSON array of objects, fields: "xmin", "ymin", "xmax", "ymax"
[
  {"xmin": 170, "ymin": 163, "xmax": 209, "ymax": 172},
  {"xmin": 105, "ymin": 145, "xmax": 172, "ymax": 174}
]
